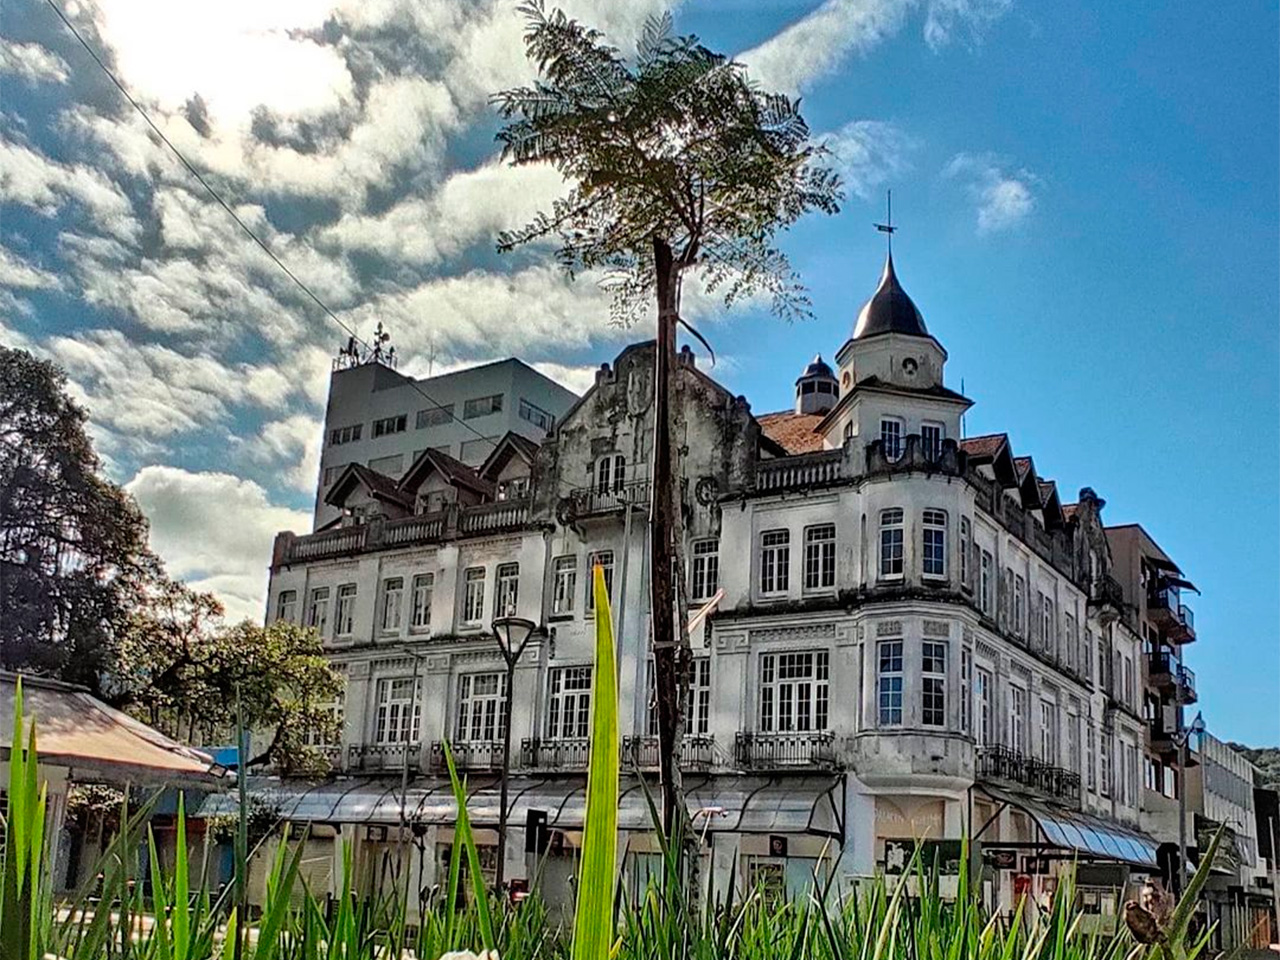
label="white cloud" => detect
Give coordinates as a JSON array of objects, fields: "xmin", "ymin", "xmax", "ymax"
[
  {"xmin": 125, "ymin": 465, "xmax": 310, "ymax": 622},
  {"xmin": 0, "ymin": 245, "xmax": 62, "ymax": 290},
  {"xmin": 529, "ymin": 361, "xmax": 597, "ymax": 396},
  {"xmin": 0, "ymin": 139, "xmax": 139, "ymax": 240},
  {"xmin": 243, "ymin": 413, "xmax": 324, "ymax": 493},
  {"xmin": 0, "ymin": 38, "xmax": 70, "ymax": 84},
  {"xmin": 739, "ymin": 0, "xmax": 1013, "ymax": 93},
  {"xmin": 943, "ymin": 152, "xmax": 1037, "ymax": 233},
  {"xmin": 821, "ymin": 119, "xmax": 915, "ymax": 199}
]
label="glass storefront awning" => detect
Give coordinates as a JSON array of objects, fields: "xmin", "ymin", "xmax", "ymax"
[{"xmin": 979, "ymin": 785, "xmax": 1158, "ymax": 867}]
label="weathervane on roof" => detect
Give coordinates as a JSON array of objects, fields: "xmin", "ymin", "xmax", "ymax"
[
  {"xmin": 874, "ymin": 189, "xmax": 896, "ymax": 255},
  {"xmin": 369, "ymin": 321, "xmax": 396, "ymax": 367},
  {"xmin": 332, "ymin": 322, "xmax": 398, "ymax": 371}
]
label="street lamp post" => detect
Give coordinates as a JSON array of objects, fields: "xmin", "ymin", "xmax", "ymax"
[{"xmin": 491, "ymin": 615, "xmax": 537, "ymax": 893}]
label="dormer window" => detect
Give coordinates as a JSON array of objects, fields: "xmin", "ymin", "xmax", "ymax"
[
  {"xmin": 497, "ymin": 477, "xmax": 530, "ymax": 500},
  {"xmin": 880, "ymin": 418, "xmax": 903, "ymax": 461}
]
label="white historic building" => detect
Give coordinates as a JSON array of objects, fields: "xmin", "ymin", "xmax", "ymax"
[{"xmin": 252, "ymin": 252, "xmax": 1198, "ymax": 918}]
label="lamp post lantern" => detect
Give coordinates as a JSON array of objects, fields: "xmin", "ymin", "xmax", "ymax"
[{"xmin": 491, "ymin": 615, "xmax": 537, "ymax": 892}]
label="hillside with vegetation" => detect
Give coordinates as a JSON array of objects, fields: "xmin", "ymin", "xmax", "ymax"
[{"xmin": 1228, "ymin": 743, "xmax": 1280, "ymax": 790}]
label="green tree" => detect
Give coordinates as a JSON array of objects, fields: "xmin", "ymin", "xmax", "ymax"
[
  {"xmin": 494, "ymin": 4, "xmax": 840, "ymax": 832},
  {"xmin": 0, "ymin": 345, "xmax": 153, "ymax": 690}
]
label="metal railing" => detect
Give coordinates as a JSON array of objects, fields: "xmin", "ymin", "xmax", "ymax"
[
  {"xmin": 567, "ymin": 478, "xmax": 652, "ymax": 516},
  {"xmin": 976, "ymin": 745, "xmax": 1081, "ymax": 805},
  {"xmin": 755, "ymin": 450, "xmax": 844, "ymax": 492},
  {"xmin": 621, "ymin": 735, "xmax": 716, "ymax": 771},
  {"xmin": 521, "ymin": 738, "xmax": 591, "ymax": 771},
  {"xmin": 733, "ymin": 731, "xmax": 837, "ymax": 770},
  {"xmin": 347, "ymin": 742, "xmax": 420, "ymax": 773},
  {"xmin": 430, "ymin": 740, "xmax": 505, "ymax": 773}
]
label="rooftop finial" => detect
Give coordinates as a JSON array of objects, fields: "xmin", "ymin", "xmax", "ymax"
[{"xmin": 874, "ymin": 189, "xmax": 896, "ymax": 255}]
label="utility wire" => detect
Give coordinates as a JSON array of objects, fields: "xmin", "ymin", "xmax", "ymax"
[{"xmin": 43, "ymin": 0, "xmax": 500, "ymax": 453}]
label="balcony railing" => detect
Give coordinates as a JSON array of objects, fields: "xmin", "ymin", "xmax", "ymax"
[
  {"xmin": 1148, "ymin": 586, "xmax": 1196, "ymax": 643},
  {"xmin": 976, "ymin": 745, "xmax": 1081, "ymax": 806},
  {"xmin": 347, "ymin": 742, "xmax": 421, "ymax": 774},
  {"xmin": 755, "ymin": 450, "xmax": 844, "ymax": 492},
  {"xmin": 430, "ymin": 740, "xmax": 505, "ymax": 774},
  {"xmin": 621, "ymin": 735, "xmax": 716, "ymax": 772},
  {"xmin": 458, "ymin": 499, "xmax": 530, "ymax": 535},
  {"xmin": 1148, "ymin": 652, "xmax": 1197, "ymax": 704},
  {"xmin": 287, "ymin": 525, "xmax": 367, "ymax": 562},
  {"xmin": 566, "ymin": 478, "xmax": 652, "ymax": 517},
  {"xmin": 733, "ymin": 731, "xmax": 837, "ymax": 771},
  {"xmin": 521, "ymin": 738, "xmax": 590, "ymax": 771},
  {"xmin": 382, "ymin": 513, "xmax": 445, "ymax": 546},
  {"xmin": 1089, "ymin": 574, "xmax": 1125, "ymax": 610}
]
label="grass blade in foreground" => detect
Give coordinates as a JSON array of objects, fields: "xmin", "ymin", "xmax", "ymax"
[
  {"xmin": 572, "ymin": 563, "xmax": 620, "ymax": 960},
  {"xmin": 443, "ymin": 732, "xmax": 497, "ymax": 952}
]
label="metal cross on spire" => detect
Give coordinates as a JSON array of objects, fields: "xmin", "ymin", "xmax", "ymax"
[{"xmin": 874, "ymin": 189, "xmax": 896, "ymax": 254}]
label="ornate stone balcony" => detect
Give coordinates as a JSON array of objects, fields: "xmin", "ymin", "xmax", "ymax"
[{"xmin": 976, "ymin": 745, "xmax": 1081, "ymax": 807}]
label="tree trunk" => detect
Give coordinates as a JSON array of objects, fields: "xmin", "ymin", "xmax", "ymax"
[{"xmin": 650, "ymin": 235, "xmax": 686, "ymax": 839}]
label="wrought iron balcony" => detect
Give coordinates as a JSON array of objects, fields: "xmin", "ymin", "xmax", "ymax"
[
  {"xmin": 430, "ymin": 740, "xmax": 505, "ymax": 774},
  {"xmin": 976, "ymin": 745, "xmax": 1081, "ymax": 806},
  {"xmin": 565, "ymin": 478, "xmax": 652, "ymax": 517},
  {"xmin": 733, "ymin": 731, "xmax": 837, "ymax": 771},
  {"xmin": 621, "ymin": 735, "xmax": 715, "ymax": 772},
  {"xmin": 520, "ymin": 737, "xmax": 590, "ymax": 772},
  {"xmin": 1148, "ymin": 652, "xmax": 1197, "ymax": 704},
  {"xmin": 346, "ymin": 742, "xmax": 421, "ymax": 774},
  {"xmin": 1148, "ymin": 586, "xmax": 1195, "ymax": 643}
]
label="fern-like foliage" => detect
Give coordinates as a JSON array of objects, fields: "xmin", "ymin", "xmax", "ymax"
[{"xmin": 492, "ymin": 2, "xmax": 843, "ymax": 324}]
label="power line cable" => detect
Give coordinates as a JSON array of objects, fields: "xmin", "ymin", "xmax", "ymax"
[{"xmin": 43, "ymin": 0, "xmax": 501, "ymax": 454}]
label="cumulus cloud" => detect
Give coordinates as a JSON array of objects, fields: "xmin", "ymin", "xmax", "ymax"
[
  {"xmin": 125, "ymin": 466, "xmax": 311, "ymax": 622},
  {"xmin": 943, "ymin": 152, "xmax": 1037, "ymax": 233},
  {"xmin": 243, "ymin": 414, "xmax": 324, "ymax": 493},
  {"xmin": 0, "ymin": 38, "xmax": 70, "ymax": 84}
]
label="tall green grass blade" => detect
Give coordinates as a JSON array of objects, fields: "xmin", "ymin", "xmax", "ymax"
[
  {"xmin": 442, "ymin": 733, "xmax": 496, "ymax": 951},
  {"xmin": 173, "ymin": 793, "xmax": 191, "ymax": 960},
  {"xmin": 571, "ymin": 563, "xmax": 620, "ymax": 960}
]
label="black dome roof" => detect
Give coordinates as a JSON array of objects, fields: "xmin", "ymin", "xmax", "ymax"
[
  {"xmin": 796, "ymin": 354, "xmax": 835, "ymax": 383},
  {"xmin": 853, "ymin": 254, "xmax": 928, "ymax": 339}
]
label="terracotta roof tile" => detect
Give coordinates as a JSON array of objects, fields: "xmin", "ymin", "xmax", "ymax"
[
  {"xmin": 959, "ymin": 433, "xmax": 1009, "ymax": 458},
  {"xmin": 757, "ymin": 411, "xmax": 827, "ymax": 454}
]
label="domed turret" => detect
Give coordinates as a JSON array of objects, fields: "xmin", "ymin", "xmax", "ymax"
[
  {"xmin": 852, "ymin": 254, "xmax": 928, "ymax": 340},
  {"xmin": 795, "ymin": 354, "xmax": 838, "ymax": 415}
]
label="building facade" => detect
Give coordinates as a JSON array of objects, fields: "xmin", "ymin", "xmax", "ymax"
[
  {"xmin": 247, "ymin": 253, "xmax": 1227, "ymax": 923},
  {"xmin": 314, "ymin": 352, "xmax": 577, "ymax": 529}
]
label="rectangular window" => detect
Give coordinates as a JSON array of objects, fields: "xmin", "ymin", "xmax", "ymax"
[
  {"xmin": 410, "ymin": 573, "xmax": 433, "ymax": 631},
  {"xmin": 1100, "ymin": 735, "xmax": 1112, "ymax": 798},
  {"xmin": 460, "ymin": 438, "xmax": 497, "ymax": 462},
  {"xmin": 463, "ymin": 394, "xmax": 503, "ymax": 419},
  {"xmin": 960, "ymin": 648, "xmax": 972, "ymax": 734},
  {"xmin": 1087, "ymin": 725, "xmax": 1097, "ymax": 791},
  {"xmin": 921, "ymin": 422, "xmax": 943, "ymax": 461},
  {"xmin": 759, "ymin": 529, "xmax": 791, "ymax": 594},
  {"xmin": 276, "ymin": 589, "xmax": 297, "ymax": 623},
  {"xmin": 547, "ymin": 666, "xmax": 592, "ymax": 739},
  {"xmin": 880, "ymin": 418, "xmax": 903, "ymax": 460},
  {"xmin": 877, "ymin": 640, "xmax": 904, "ymax": 726},
  {"xmin": 1041, "ymin": 594, "xmax": 1055, "ymax": 654},
  {"xmin": 879, "ymin": 509, "xmax": 904, "ymax": 578},
  {"xmin": 462, "ymin": 567, "xmax": 486, "ymax": 624},
  {"xmin": 416, "ymin": 404, "xmax": 454, "ymax": 429},
  {"xmin": 495, "ymin": 562, "xmax": 519, "ymax": 617},
  {"xmin": 329, "ymin": 423, "xmax": 362, "ymax": 445},
  {"xmin": 922, "ymin": 509, "xmax": 947, "ymax": 578},
  {"xmin": 552, "ymin": 556, "xmax": 577, "ymax": 615},
  {"xmin": 379, "ymin": 577, "xmax": 403, "ymax": 633},
  {"xmin": 335, "ymin": 583, "xmax": 357, "ymax": 636},
  {"xmin": 1038, "ymin": 700, "xmax": 1056, "ymax": 762},
  {"xmin": 322, "ymin": 465, "xmax": 344, "ymax": 485},
  {"xmin": 646, "ymin": 658, "xmax": 712, "ymax": 736},
  {"xmin": 1122, "ymin": 656, "xmax": 1134, "ymax": 707},
  {"xmin": 922, "ymin": 641, "xmax": 947, "ymax": 727},
  {"xmin": 1066, "ymin": 715, "xmax": 1079, "ymax": 777},
  {"xmin": 1009, "ymin": 685, "xmax": 1027, "ymax": 753},
  {"xmin": 368, "ymin": 454, "xmax": 404, "ymax": 476},
  {"xmin": 803, "ymin": 524, "xmax": 836, "ymax": 591},
  {"xmin": 959, "ymin": 518, "xmax": 970, "ymax": 589},
  {"xmin": 691, "ymin": 539, "xmax": 720, "ymax": 602},
  {"xmin": 518, "ymin": 398, "xmax": 555, "ymax": 431},
  {"xmin": 1083, "ymin": 629, "xmax": 1095, "ymax": 681},
  {"xmin": 1065, "ymin": 614, "xmax": 1077, "ymax": 671},
  {"xmin": 586, "ymin": 550, "xmax": 614, "ymax": 614},
  {"xmin": 372, "ymin": 414, "xmax": 407, "ymax": 438},
  {"xmin": 980, "ymin": 550, "xmax": 993, "ymax": 613},
  {"xmin": 759, "ymin": 651, "xmax": 829, "ymax": 733},
  {"xmin": 374, "ymin": 677, "xmax": 420, "ymax": 744},
  {"xmin": 306, "ymin": 587, "xmax": 330, "ymax": 636},
  {"xmin": 456, "ymin": 673, "xmax": 507, "ymax": 743},
  {"xmin": 976, "ymin": 667, "xmax": 993, "ymax": 746},
  {"xmin": 594, "ymin": 454, "xmax": 626, "ymax": 494}
]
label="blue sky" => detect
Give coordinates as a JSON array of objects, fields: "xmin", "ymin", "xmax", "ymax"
[{"xmin": 1, "ymin": 0, "xmax": 1276, "ymax": 743}]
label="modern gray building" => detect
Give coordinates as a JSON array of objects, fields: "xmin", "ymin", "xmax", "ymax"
[{"xmin": 313, "ymin": 354, "xmax": 578, "ymax": 529}]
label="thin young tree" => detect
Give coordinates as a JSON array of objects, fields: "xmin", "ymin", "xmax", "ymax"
[{"xmin": 494, "ymin": 3, "xmax": 841, "ymax": 836}]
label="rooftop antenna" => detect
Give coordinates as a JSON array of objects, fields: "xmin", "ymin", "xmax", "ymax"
[
  {"xmin": 961, "ymin": 376, "xmax": 967, "ymax": 435},
  {"xmin": 874, "ymin": 189, "xmax": 896, "ymax": 255}
]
